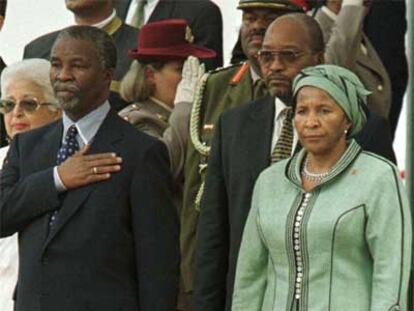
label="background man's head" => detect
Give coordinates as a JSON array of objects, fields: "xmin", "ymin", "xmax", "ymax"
[
  {"xmin": 238, "ymin": 0, "xmax": 306, "ymax": 63},
  {"xmin": 257, "ymin": 13, "xmax": 324, "ymax": 103},
  {"xmin": 65, "ymin": 0, "xmax": 113, "ymax": 24},
  {"xmin": 0, "ymin": 0, "xmax": 7, "ymax": 31},
  {"xmin": 50, "ymin": 25, "xmax": 116, "ymax": 120}
]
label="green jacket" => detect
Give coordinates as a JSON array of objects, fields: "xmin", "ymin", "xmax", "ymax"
[
  {"xmin": 233, "ymin": 140, "xmax": 411, "ymax": 311},
  {"xmin": 181, "ymin": 62, "xmax": 256, "ymax": 292}
]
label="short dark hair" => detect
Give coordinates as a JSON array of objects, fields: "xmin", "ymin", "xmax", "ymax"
[
  {"xmin": 53, "ymin": 25, "xmax": 117, "ymax": 70},
  {"xmin": 280, "ymin": 13, "xmax": 325, "ymax": 53},
  {"xmin": 0, "ymin": 0, "xmax": 7, "ymax": 17}
]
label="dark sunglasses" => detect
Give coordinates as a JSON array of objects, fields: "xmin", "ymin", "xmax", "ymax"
[
  {"xmin": 0, "ymin": 98, "xmax": 55, "ymax": 114},
  {"xmin": 256, "ymin": 50, "xmax": 311, "ymax": 65}
]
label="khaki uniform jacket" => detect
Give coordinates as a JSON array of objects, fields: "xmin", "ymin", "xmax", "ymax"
[
  {"xmin": 315, "ymin": 5, "xmax": 392, "ymax": 119},
  {"xmin": 119, "ymin": 97, "xmax": 191, "ymax": 183},
  {"xmin": 181, "ymin": 62, "xmax": 259, "ymax": 292}
]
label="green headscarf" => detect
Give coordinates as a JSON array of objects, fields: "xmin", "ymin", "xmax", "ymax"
[{"xmin": 292, "ymin": 64, "xmax": 371, "ymax": 137}]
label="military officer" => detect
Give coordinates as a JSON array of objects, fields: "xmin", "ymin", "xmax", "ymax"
[{"xmin": 179, "ymin": 0, "xmax": 308, "ymax": 306}]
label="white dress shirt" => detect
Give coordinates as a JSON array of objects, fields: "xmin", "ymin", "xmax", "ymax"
[
  {"xmin": 125, "ymin": 0, "xmax": 159, "ymax": 27},
  {"xmin": 54, "ymin": 102, "xmax": 111, "ymax": 191},
  {"xmin": 271, "ymin": 97, "xmax": 298, "ymax": 156}
]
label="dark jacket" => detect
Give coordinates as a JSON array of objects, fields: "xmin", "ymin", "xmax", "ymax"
[
  {"xmin": 194, "ymin": 95, "xmax": 396, "ymax": 310},
  {"xmin": 0, "ymin": 110, "xmax": 179, "ymax": 311}
]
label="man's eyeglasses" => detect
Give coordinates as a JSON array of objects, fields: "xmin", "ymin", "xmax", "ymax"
[
  {"xmin": 0, "ymin": 98, "xmax": 56, "ymax": 114},
  {"xmin": 256, "ymin": 50, "xmax": 311, "ymax": 65}
]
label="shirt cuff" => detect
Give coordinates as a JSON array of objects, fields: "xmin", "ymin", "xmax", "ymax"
[
  {"xmin": 53, "ymin": 166, "xmax": 67, "ymax": 192},
  {"xmin": 342, "ymin": 0, "xmax": 364, "ymax": 6}
]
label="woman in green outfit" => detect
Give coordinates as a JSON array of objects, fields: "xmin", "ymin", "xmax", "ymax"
[{"xmin": 232, "ymin": 64, "xmax": 411, "ymax": 311}]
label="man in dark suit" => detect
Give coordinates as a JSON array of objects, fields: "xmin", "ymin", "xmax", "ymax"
[
  {"xmin": 114, "ymin": 0, "xmax": 223, "ymax": 71},
  {"xmin": 23, "ymin": 0, "xmax": 137, "ymax": 111},
  {"xmin": 194, "ymin": 13, "xmax": 395, "ymax": 311},
  {"xmin": 0, "ymin": 25, "xmax": 179, "ymax": 311}
]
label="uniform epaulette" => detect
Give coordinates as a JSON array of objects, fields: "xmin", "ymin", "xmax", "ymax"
[{"xmin": 207, "ymin": 61, "xmax": 245, "ymax": 75}]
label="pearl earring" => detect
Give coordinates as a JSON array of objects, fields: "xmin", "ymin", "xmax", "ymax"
[{"xmin": 344, "ymin": 129, "xmax": 348, "ymax": 136}]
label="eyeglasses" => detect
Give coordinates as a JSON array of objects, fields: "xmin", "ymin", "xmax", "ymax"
[
  {"xmin": 256, "ymin": 50, "xmax": 311, "ymax": 65},
  {"xmin": 0, "ymin": 98, "xmax": 55, "ymax": 114}
]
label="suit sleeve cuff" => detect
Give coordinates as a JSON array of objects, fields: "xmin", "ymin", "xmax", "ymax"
[{"xmin": 53, "ymin": 166, "xmax": 67, "ymax": 192}]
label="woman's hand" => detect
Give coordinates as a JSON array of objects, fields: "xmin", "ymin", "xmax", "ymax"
[{"xmin": 174, "ymin": 56, "xmax": 205, "ymax": 105}]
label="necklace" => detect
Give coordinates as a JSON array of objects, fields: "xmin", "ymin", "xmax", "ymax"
[{"xmin": 301, "ymin": 156, "xmax": 331, "ymax": 183}]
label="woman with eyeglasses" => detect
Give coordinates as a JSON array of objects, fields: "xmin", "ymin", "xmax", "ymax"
[
  {"xmin": 0, "ymin": 58, "xmax": 61, "ymax": 311},
  {"xmin": 232, "ymin": 65, "xmax": 411, "ymax": 311}
]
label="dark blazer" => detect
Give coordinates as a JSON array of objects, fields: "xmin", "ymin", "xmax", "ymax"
[
  {"xmin": 114, "ymin": 0, "xmax": 223, "ymax": 71},
  {"xmin": 23, "ymin": 22, "xmax": 137, "ymax": 111},
  {"xmin": 0, "ymin": 110, "xmax": 179, "ymax": 311},
  {"xmin": 193, "ymin": 95, "xmax": 396, "ymax": 311}
]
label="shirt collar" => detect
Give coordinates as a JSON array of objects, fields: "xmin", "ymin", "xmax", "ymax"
[
  {"xmin": 274, "ymin": 97, "xmax": 289, "ymax": 119},
  {"xmin": 87, "ymin": 10, "xmax": 116, "ymax": 29},
  {"xmin": 321, "ymin": 6, "xmax": 338, "ymax": 21},
  {"xmin": 249, "ymin": 66, "xmax": 261, "ymax": 84},
  {"xmin": 62, "ymin": 101, "xmax": 110, "ymax": 145},
  {"xmin": 150, "ymin": 96, "xmax": 173, "ymax": 113}
]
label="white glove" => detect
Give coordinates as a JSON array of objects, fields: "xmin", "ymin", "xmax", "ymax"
[{"xmin": 174, "ymin": 56, "xmax": 205, "ymax": 106}]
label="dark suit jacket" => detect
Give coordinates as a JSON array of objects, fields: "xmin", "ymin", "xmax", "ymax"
[
  {"xmin": 193, "ymin": 95, "xmax": 396, "ymax": 311},
  {"xmin": 23, "ymin": 22, "xmax": 137, "ymax": 111},
  {"xmin": 114, "ymin": 0, "xmax": 223, "ymax": 71},
  {"xmin": 0, "ymin": 110, "xmax": 179, "ymax": 311}
]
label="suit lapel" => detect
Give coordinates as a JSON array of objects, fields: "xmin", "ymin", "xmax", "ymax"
[
  {"xmin": 148, "ymin": 0, "xmax": 175, "ymax": 23},
  {"xmin": 34, "ymin": 121, "xmax": 63, "ymax": 171},
  {"xmin": 43, "ymin": 111, "xmax": 124, "ymax": 249},
  {"xmin": 114, "ymin": 0, "xmax": 131, "ymax": 20},
  {"xmin": 244, "ymin": 96, "xmax": 274, "ymax": 180},
  {"xmin": 357, "ymin": 34, "xmax": 385, "ymax": 76}
]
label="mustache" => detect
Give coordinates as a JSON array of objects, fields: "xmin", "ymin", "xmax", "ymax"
[
  {"xmin": 265, "ymin": 73, "xmax": 290, "ymax": 82},
  {"xmin": 53, "ymin": 82, "xmax": 80, "ymax": 93},
  {"xmin": 248, "ymin": 29, "xmax": 266, "ymax": 39}
]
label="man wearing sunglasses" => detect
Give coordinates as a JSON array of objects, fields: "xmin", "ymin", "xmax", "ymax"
[
  {"xmin": 180, "ymin": 1, "xmax": 307, "ymax": 309},
  {"xmin": 194, "ymin": 13, "xmax": 395, "ymax": 311}
]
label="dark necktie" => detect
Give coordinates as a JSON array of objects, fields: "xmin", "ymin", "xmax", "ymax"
[
  {"xmin": 270, "ymin": 107, "xmax": 294, "ymax": 164},
  {"xmin": 131, "ymin": 0, "xmax": 147, "ymax": 28},
  {"xmin": 50, "ymin": 125, "xmax": 80, "ymax": 227},
  {"xmin": 253, "ymin": 78, "xmax": 267, "ymax": 100}
]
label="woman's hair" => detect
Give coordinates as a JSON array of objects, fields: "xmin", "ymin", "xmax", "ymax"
[
  {"xmin": 1, "ymin": 58, "xmax": 59, "ymax": 109},
  {"xmin": 120, "ymin": 60, "xmax": 165, "ymax": 103}
]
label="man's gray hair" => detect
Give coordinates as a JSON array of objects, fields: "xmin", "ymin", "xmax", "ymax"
[
  {"xmin": 53, "ymin": 25, "xmax": 117, "ymax": 70},
  {"xmin": 1, "ymin": 58, "xmax": 59, "ymax": 108}
]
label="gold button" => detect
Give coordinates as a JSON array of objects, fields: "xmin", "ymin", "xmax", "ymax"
[{"xmin": 377, "ymin": 85, "xmax": 383, "ymax": 92}]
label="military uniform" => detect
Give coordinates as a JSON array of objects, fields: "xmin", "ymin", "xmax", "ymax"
[{"xmin": 181, "ymin": 61, "xmax": 266, "ymax": 294}]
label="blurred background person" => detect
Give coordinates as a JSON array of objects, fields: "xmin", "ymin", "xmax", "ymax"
[
  {"xmin": 314, "ymin": 0, "xmax": 391, "ymax": 121},
  {"xmin": 232, "ymin": 64, "xmax": 411, "ymax": 310},
  {"xmin": 119, "ymin": 19, "xmax": 215, "ymax": 311},
  {"xmin": 114, "ymin": 0, "xmax": 223, "ymax": 71},
  {"xmin": 23, "ymin": 0, "xmax": 137, "ymax": 111},
  {"xmin": 364, "ymin": 0, "xmax": 408, "ymax": 139},
  {"xmin": 0, "ymin": 58, "xmax": 61, "ymax": 311}
]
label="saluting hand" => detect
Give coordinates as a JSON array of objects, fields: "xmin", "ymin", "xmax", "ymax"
[{"xmin": 57, "ymin": 145, "xmax": 122, "ymax": 190}]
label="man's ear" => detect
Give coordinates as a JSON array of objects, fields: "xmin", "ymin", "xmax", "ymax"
[{"xmin": 0, "ymin": 16, "xmax": 4, "ymax": 31}]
